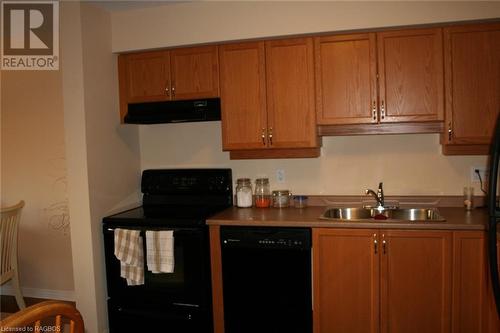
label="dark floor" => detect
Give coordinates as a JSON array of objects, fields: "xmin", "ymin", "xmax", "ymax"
[{"xmin": 1, "ymin": 295, "xmax": 76, "ymax": 319}]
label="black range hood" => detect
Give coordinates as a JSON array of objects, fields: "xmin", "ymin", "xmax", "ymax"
[{"xmin": 124, "ymin": 98, "xmax": 221, "ymax": 124}]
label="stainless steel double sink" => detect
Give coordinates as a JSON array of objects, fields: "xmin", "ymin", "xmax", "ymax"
[{"xmin": 320, "ymin": 207, "xmax": 445, "ymax": 222}]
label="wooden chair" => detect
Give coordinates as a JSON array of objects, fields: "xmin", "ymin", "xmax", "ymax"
[
  {"xmin": 1, "ymin": 200, "xmax": 25, "ymax": 309},
  {"xmin": 0, "ymin": 300, "xmax": 85, "ymax": 333}
]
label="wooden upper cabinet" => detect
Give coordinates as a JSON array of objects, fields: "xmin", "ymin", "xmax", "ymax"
[
  {"xmin": 316, "ymin": 28, "xmax": 444, "ymax": 126},
  {"xmin": 265, "ymin": 38, "xmax": 318, "ymax": 148},
  {"xmin": 442, "ymin": 23, "xmax": 500, "ymax": 154},
  {"xmin": 377, "ymin": 28, "xmax": 444, "ymax": 123},
  {"xmin": 219, "ymin": 42, "xmax": 267, "ymax": 150},
  {"xmin": 219, "ymin": 38, "xmax": 320, "ymax": 157},
  {"xmin": 122, "ymin": 51, "xmax": 170, "ymax": 104},
  {"xmin": 118, "ymin": 45, "xmax": 219, "ymax": 121},
  {"xmin": 315, "ymin": 33, "xmax": 378, "ymax": 125},
  {"xmin": 313, "ymin": 228, "xmax": 379, "ymax": 333},
  {"xmin": 170, "ymin": 46, "xmax": 219, "ymax": 100},
  {"xmin": 380, "ymin": 230, "xmax": 452, "ymax": 333}
]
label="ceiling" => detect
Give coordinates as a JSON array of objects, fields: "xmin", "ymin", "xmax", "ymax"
[{"xmin": 90, "ymin": 0, "xmax": 181, "ymax": 12}]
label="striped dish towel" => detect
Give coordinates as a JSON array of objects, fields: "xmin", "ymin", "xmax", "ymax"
[
  {"xmin": 145, "ymin": 230, "xmax": 174, "ymax": 273},
  {"xmin": 114, "ymin": 228, "xmax": 144, "ymax": 286}
]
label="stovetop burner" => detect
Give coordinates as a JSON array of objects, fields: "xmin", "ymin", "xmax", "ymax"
[{"xmin": 103, "ymin": 205, "xmax": 228, "ymax": 227}]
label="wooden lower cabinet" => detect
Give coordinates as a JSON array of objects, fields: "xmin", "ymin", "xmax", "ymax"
[
  {"xmin": 313, "ymin": 229, "xmax": 379, "ymax": 333},
  {"xmin": 210, "ymin": 227, "xmax": 498, "ymax": 333},
  {"xmin": 312, "ymin": 228, "xmax": 499, "ymax": 333},
  {"xmin": 380, "ymin": 230, "xmax": 452, "ymax": 333},
  {"xmin": 452, "ymin": 231, "xmax": 489, "ymax": 333}
]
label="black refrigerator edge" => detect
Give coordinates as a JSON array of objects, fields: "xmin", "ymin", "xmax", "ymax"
[{"xmin": 488, "ymin": 113, "xmax": 500, "ymax": 318}]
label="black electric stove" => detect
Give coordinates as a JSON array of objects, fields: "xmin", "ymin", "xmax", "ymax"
[{"xmin": 102, "ymin": 169, "xmax": 232, "ymax": 333}]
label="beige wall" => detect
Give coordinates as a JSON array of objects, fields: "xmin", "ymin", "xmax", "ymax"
[
  {"xmin": 61, "ymin": 2, "xmax": 141, "ymax": 332},
  {"xmin": 1, "ymin": 69, "xmax": 74, "ymax": 295},
  {"xmin": 111, "ymin": 1, "xmax": 500, "ymax": 52},
  {"xmin": 139, "ymin": 123, "xmax": 487, "ymax": 195},
  {"xmin": 111, "ymin": 1, "xmax": 499, "ymax": 196},
  {"xmin": 81, "ymin": 2, "xmax": 141, "ymax": 331}
]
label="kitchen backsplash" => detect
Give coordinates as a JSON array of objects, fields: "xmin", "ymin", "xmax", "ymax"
[{"xmin": 138, "ymin": 122, "xmax": 488, "ymax": 196}]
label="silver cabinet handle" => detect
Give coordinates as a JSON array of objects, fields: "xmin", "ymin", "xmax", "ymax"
[
  {"xmin": 382, "ymin": 234, "xmax": 387, "ymax": 254},
  {"xmin": 165, "ymin": 86, "xmax": 170, "ymax": 97},
  {"xmin": 261, "ymin": 128, "xmax": 266, "ymax": 145},
  {"xmin": 380, "ymin": 100, "xmax": 386, "ymax": 120},
  {"xmin": 373, "ymin": 233, "xmax": 378, "ymax": 254},
  {"xmin": 268, "ymin": 127, "xmax": 273, "ymax": 145},
  {"xmin": 171, "ymin": 82, "xmax": 176, "ymax": 97},
  {"xmin": 372, "ymin": 101, "xmax": 377, "ymax": 122},
  {"xmin": 448, "ymin": 122, "xmax": 452, "ymax": 141}
]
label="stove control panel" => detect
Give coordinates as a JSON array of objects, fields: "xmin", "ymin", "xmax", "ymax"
[{"xmin": 141, "ymin": 169, "xmax": 232, "ymax": 195}]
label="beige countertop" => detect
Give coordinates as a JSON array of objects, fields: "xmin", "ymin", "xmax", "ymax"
[{"xmin": 207, "ymin": 206, "xmax": 489, "ymax": 230}]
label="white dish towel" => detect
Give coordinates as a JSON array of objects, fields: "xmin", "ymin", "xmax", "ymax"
[
  {"xmin": 146, "ymin": 230, "xmax": 175, "ymax": 273},
  {"xmin": 114, "ymin": 228, "xmax": 144, "ymax": 286}
]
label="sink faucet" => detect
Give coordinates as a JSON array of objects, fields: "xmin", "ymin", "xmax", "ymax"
[{"xmin": 365, "ymin": 182, "xmax": 385, "ymax": 209}]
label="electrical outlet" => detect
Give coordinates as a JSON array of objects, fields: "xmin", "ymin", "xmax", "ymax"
[
  {"xmin": 470, "ymin": 166, "xmax": 488, "ymax": 183},
  {"xmin": 276, "ymin": 169, "xmax": 285, "ymax": 183}
]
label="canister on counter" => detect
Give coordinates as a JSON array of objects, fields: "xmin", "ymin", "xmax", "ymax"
[
  {"xmin": 272, "ymin": 190, "xmax": 292, "ymax": 208},
  {"xmin": 255, "ymin": 178, "xmax": 271, "ymax": 208},
  {"xmin": 293, "ymin": 195, "xmax": 308, "ymax": 208},
  {"xmin": 236, "ymin": 178, "xmax": 253, "ymax": 208}
]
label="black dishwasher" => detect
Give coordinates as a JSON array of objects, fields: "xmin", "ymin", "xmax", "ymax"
[{"xmin": 220, "ymin": 227, "xmax": 312, "ymax": 333}]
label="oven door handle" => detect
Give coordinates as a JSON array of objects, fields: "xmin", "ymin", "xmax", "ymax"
[
  {"xmin": 115, "ymin": 305, "xmax": 196, "ymax": 321},
  {"xmin": 104, "ymin": 227, "xmax": 203, "ymax": 236}
]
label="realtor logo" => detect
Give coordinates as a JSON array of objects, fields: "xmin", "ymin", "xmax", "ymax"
[{"xmin": 1, "ymin": 1, "xmax": 59, "ymax": 70}]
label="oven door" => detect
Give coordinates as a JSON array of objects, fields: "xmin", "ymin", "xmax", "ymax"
[{"xmin": 103, "ymin": 225, "xmax": 211, "ymax": 309}]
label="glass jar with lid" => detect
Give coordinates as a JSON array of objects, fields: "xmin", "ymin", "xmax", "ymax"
[
  {"xmin": 236, "ymin": 178, "xmax": 253, "ymax": 208},
  {"xmin": 272, "ymin": 190, "xmax": 292, "ymax": 208},
  {"xmin": 254, "ymin": 178, "xmax": 271, "ymax": 208},
  {"xmin": 293, "ymin": 195, "xmax": 308, "ymax": 208}
]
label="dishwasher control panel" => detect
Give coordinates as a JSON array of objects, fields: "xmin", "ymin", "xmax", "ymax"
[{"xmin": 220, "ymin": 227, "xmax": 311, "ymax": 250}]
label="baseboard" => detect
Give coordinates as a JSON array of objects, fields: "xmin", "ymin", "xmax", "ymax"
[{"xmin": 0, "ymin": 285, "xmax": 75, "ymax": 301}]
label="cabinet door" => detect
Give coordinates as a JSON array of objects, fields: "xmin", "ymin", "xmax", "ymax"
[
  {"xmin": 313, "ymin": 229, "xmax": 379, "ymax": 333},
  {"xmin": 443, "ymin": 23, "xmax": 500, "ymax": 150},
  {"xmin": 452, "ymin": 231, "xmax": 489, "ymax": 333},
  {"xmin": 380, "ymin": 230, "xmax": 452, "ymax": 333},
  {"xmin": 378, "ymin": 28, "xmax": 444, "ymax": 123},
  {"xmin": 170, "ymin": 45, "xmax": 219, "ymax": 100},
  {"xmin": 219, "ymin": 42, "xmax": 268, "ymax": 150},
  {"xmin": 122, "ymin": 50, "xmax": 170, "ymax": 103},
  {"xmin": 265, "ymin": 38, "xmax": 318, "ymax": 148},
  {"xmin": 315, "ymin": 33, "xmax": 378, "ymax": 125}
]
